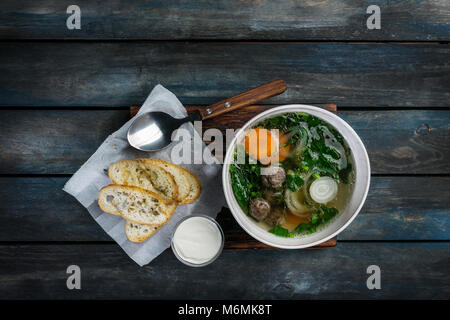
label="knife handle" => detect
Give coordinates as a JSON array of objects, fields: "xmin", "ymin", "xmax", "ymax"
[{"xmin": 200, "ymin": 80, "xmax": 287, "ymax": 120}]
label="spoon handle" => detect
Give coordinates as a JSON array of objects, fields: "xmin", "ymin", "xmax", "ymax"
[{"xmin": 200, "ymin": 79, "xmax": 286, "ymax": 120}]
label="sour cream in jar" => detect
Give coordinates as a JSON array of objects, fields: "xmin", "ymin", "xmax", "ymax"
[{"xmin": 171, "ymin": 215, "xmax": 224, "ymax": 267}]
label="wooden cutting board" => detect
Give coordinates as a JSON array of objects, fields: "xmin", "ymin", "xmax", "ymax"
[{"xmin": 130, "ymin": 103, "xmax": 338, "ymax": 249}]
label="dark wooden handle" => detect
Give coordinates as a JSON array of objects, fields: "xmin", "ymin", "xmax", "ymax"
[{"xmin": 200, "ymin": 79, "xmax": 287, "ymax": 120}]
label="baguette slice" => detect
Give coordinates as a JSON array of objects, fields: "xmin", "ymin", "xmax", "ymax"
[
  {"xmin": 143, "ymin": 159, "xmax": 191, "ymax": 204},
  {"xmin": 125, "ymin": 221, "xmax": 160, "ymax": 243},
  {"xmin": 108, "ymin": 159, "xmax": 178, "ymax": 204},
  {"xmin": 98, "ymin": 185, "xmax": 175, "ymax": 225},
  {"xmin": 180, "ymin": 167, "xmax": 202, "ymax": 204}
]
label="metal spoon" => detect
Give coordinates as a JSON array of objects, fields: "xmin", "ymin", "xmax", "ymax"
[{"xmin": 127, "ymin": 80, "xmax": 287, "ymax": 152}]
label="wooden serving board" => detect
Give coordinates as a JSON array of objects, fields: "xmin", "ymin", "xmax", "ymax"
[{"xmin": 130, "ymin": 104, "xmax": 338, "ymax": 249}]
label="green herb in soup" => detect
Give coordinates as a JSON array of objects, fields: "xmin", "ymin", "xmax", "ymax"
[
  {"xmin": 269, "ymin": 225, "xmax": 294, "ymax": 238},
  {"xmin": 229, "ymin": 112, "xmax": 354, "ymax": 237},
  {"xmin": 229, "ymin": 146, "xmax": 262, "ymax": 215},
  {"xmin": 286, "ymin": 169, "xmax": 304, "ymax": 192},
  {"xmin": 295, "ymin": 206, "xmax": 339, "ymax": 234}
]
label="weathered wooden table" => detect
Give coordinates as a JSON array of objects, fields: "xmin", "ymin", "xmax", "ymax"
[{"xmin": 0, "ymin": 1, "xmax": 449, "ymax": 299}]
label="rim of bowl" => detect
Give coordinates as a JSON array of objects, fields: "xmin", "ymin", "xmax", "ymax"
[
  {"xmin": 222, "ymin": 104, "xmax": 371, "ymax": 249},
  {"xmin": 171, "ymin": 214, "xmax": 225, "ymax": 267}
]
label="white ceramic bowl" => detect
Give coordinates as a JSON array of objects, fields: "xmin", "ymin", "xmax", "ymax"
[{"xmin": 222, "ymin": 105, "xmax": 370, "ymax": 249}]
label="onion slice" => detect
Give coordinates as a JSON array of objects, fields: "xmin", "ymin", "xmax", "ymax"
[
  {"xmin": 284, "ymin": 189, "xmax": 310, "ymax": 217},
  {"xmin": 309, "ymin": 177, "xmax": 338, "ymax": 204}
]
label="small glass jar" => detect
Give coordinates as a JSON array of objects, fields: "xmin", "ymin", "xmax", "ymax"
[{"xmin": 171, "ymin": 214, "xmax": 224, "ymax": 267}]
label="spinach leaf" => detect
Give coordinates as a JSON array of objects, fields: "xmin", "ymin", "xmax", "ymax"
[
  {"xmin": 303, "ymin": 114, "xmax": 322, "ymax": 127},
  {"xmin": 259, "ymin": 112, "xmax": 304, "ymax": 131},
  {"xmin": 286, "ymin": 169, "xmax": 304, "ymax": 192},
  {"xmin": 269, "ymin": 225, "xmax": 294, "ymax": 238},
  {"xmin": 294, "ymin": 221, "xmax": 316, "ymax": 234},
  {"xmin": 319, "ymin": 206, "xmax": 339, "ymax": 222},
  {"xmin": 230, "ymin": 164, "xmax": 250, "ymax": 214},
  {"xmin": 304, "ymin": 132, "xmax": 341, "ymax": 179},
  {"xmin": 295, "ymin": 205, "xmax": 339, "ymax": 235},
  {"xmin": 229, "ymin": 150, "xmax": 262, "ymax": 215},
  {"xmin": 311, "ymin": 213, "xmax": 319, "ymax": 224},
  {"xmin": 260, "ymin": 112, "xmax": 352, "ymax": 184}
]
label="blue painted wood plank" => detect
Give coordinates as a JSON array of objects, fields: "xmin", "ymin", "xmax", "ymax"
[
  {"xmin": 0, "ymin": 242, "xmax": 448, "ymax": 299},
  {"xmin": 0, "ymin": 0, "xmax": 449, "ymax": 40},
  {"xmin": 0, "ymin": 109, "xmax": 448, "ymax": 174},
  {"xmin": 0, "ymin": 176, "xmax": 448, "ymax": 241},
  {"xmin": 0, "ymin": 43, "xmax": 448, "ymax": 107}
]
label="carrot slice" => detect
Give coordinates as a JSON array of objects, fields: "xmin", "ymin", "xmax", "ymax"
[
  {"xmin": 244, "ymin": 128, "xmax": 276, "ymax": 164},
  {"xmin": 272, "ymin": 133, "xmax": 290, "ymax": 163},
  {"xmin": 244, "ymin": 128, "xmax": 290, "ymax": 164}
]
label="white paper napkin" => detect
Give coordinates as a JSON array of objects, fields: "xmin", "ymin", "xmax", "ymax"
[{"xmin": 63, "ymin": 85, "xmax": 225, "ymax": 266}]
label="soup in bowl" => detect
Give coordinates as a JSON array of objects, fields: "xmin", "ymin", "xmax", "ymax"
[{"xmin": 222, "ymin": 105, "xmax": 370, "ymax": 249}]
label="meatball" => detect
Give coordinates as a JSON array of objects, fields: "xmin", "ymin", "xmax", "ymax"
[
  {"xmin": 264, "ymin": 207, "xmax": 286, "ymax": 226},
  {"xmin": 249, "ymin": 198, "xmax": 271, "ymax": 221},
  {"xmin": 261, "ymin": 166, "xmax": 286, "ymax": 188}
]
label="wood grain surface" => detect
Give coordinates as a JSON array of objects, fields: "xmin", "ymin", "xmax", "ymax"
[
  {"xmin": 0, "ymin": 243, "xmax": 448, "ymax": 299},
  {"xmin": 0, "ymin": 43, "xmax": 449, "ymax": 107},
  {"xmin": 1, "ymin": 109, "xmax": 448, "ymax": 174},
  {"xmin": 0, "ymin": 0, "xmax": 449, "ymax": 300},
  {"xmin": 0, "ymin": 0, "xmax": 449, "ymax": 41},
  {"xmin": 0, "ymin": 176, "xmax": 448, "ymax": 242}
]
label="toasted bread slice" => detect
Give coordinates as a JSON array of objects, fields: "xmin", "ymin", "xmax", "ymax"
[
  {"xmin": 108, "ymin": 159, "xmax": 178, "ymax": 204},
  {"xmin": 143, "ymin": 159, "xmax": 191, "ymax": 204},
  {"xmin": 98, "ymin": 185, "xmax": 175, "ymax": 225},
  {"xmin": 179, "ymin": 167, "xmax": 202, "ymax": 204},
  {"xmin": 125, "ymin": 221, "xmax": 160, "ymax": 243}
]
